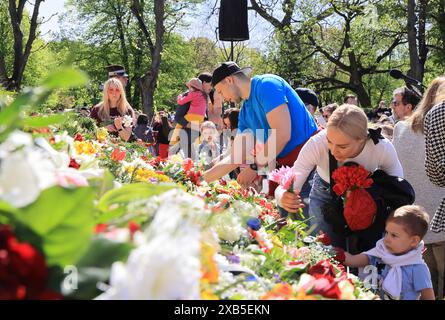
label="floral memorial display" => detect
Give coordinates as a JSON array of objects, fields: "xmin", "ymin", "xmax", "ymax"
[{"xmin": 0, "ymin": 69, "xmax": 378, "ymax": 300}]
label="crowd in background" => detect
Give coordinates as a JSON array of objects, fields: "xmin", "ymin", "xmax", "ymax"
[{"xmin": 73, "ymin": 62, "xmax": 445, "ymax": 300}]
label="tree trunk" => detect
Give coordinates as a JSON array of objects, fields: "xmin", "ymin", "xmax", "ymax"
[
  {"xmin": 4, "ymin": 0, "xmax": 43, "ymax": 91},
  {"xmin": 407, "ymin": 0, "xmax": 428, "ymax": 83},
  {"xmin": 353, "ymin": 82, "xmax": 372, "ymax": 108},
  {"xmin": 438, "ymin": 0, "xmax": 445, "ymax": 52},
  {"xmin": 131, "ymin": 0, "xmax": 165, "ymax": 116},
  {"xmin": 115, "ymin": 8, "xmax": 132, "ymax": 103}
]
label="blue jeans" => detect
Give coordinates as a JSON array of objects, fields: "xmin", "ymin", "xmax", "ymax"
[{"xmin": 308, "ymin": 172, "xmax": 346, "ymax": 248}]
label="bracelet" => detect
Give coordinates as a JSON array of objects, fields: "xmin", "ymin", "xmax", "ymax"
[
  {"xmin": 118, "ymin": 128, "xmax": 124, "ymax": 132},
  {"xmin": 249, "ymin": 163, "xmax": 258, "ymax": 171}
]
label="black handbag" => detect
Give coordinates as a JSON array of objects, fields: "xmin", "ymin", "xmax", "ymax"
[{"xmin": 320, "ymin": 151, "xmax": 351, "ymax": 237}]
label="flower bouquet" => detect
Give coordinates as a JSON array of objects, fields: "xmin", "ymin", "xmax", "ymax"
[{"xmin": 331, "ymin": 164, "xmax": 376, "ymax": 231}]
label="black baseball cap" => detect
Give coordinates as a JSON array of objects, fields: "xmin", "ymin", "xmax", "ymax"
[
  {"xmin": 211, "ymin": 61, "xmax": 252, "ymax": 87},
  {"xmin": 296, "ymin": 88, "xmax": 319, "ymax": 108},
  {"xmin": 198, "ymin": 72, "xmax": 212, "ymax": 83},
  {"xmin": 105, "ymin": 64, "xmax": 129, "ymax": 78}
]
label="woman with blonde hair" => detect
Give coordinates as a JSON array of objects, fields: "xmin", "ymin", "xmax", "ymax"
[
  {"xmin": 416, "ymin": 77, "xmax": 445, "ymax": 299},
  {"xmin": 90, "ymin": 78, "xmax": 136, "ymax": 141},
  {"xmin": 393, "ymin": 77, "xmax": 445, "ymax": 299},
  {"xmin": 275, "ymin": 104, "xmax": 403, "ymax": 249}
]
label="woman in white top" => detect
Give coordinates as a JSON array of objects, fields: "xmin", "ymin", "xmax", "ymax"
[
  {"xmin": 276, "ymin": 104, "xmax": 403, "ymax": 248},
  {"xmin": 403, "ymin": 77, "xmax": 445, "ymax": 299}
]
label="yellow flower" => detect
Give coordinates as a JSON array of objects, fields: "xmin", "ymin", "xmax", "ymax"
[
  {"xmin": 96, "ymin": 127, "xmax": 108, "ymax": 142},
  {"xmin": 339, "ymin": 280, "xmax": 356, "ymax": 300},
  {"xmin": 228, "ymin": 180, "xmax": 241, "ymax": 190},
  {"xmin": 200, "ymin": 242, "xmax": 219, "ymax": 284},
  {"xmin": 201, "ymin": 289, "xmax": 219, "ymax": 300},
  {"xmin": 169, "ymin": 154, "xmax": 183, "ymax": 164},
  {"xmin": 125, "ymin": 166, "xmax": 170, "ymax": 183},
  {"xmin": 74, "ymin": 141, "xmax": 98, "ymax": 155},
  {"xmin": 271, "ymin": 235, "xmax": 283, "ymax": 248}
]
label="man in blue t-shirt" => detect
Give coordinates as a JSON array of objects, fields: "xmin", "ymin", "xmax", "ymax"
[{"xmin": 203, "ymin": 61, "xmax": 318, "ymax": 195}]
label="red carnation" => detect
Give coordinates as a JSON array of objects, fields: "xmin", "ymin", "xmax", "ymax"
[
  {"xmin": 343, "ymin": 188, "xmax": 377, "ymax": 231},
  {"xmin": 0, "ymin": 225, "xmax": 58, "ymax": 300},
  {"xmin": 332, "ymin": 165, "xmax": 373, "ymax": 197}
]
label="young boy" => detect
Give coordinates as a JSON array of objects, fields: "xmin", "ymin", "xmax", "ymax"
[
  {"xmin": 344, "ymin": 205, "xmax": 435, "ymax": 300},
  {"xmin": 198, "ymin": 121, "xmax": 220, "ymax": 170}
]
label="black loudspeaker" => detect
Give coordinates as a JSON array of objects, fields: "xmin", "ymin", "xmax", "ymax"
[{"xmin": 218, "ymin": 0, "xmax": 249, "ymax": 41}]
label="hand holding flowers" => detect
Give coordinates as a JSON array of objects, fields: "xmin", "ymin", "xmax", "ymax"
[{"xmin": 268, "ymin": 166, "xmax": 303, "ymax": 219}]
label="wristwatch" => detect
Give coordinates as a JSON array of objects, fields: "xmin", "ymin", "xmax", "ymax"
[{"xmin": 249, "ymin": 163, "xmax": 258, "ymax": 171}]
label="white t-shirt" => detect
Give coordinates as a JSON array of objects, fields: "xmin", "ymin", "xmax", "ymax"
[{"xmin": 275, "ymin": 129, "xmax": 403, "ymax": 206}]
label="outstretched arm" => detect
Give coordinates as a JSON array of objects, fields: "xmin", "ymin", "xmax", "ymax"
[{"xmin": 344, "ymin": 252, "xmax": 369, "ymax": 268}]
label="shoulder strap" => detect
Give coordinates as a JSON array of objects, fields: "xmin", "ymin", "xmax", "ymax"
[{"xmin": 328, "ymin": 150, "xmax": 338, "ymax": 197}]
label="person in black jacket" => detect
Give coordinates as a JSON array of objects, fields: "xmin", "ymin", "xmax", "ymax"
[{"xmin": 153, "ymin": 111, "xmax": 172, "ymax": 159}]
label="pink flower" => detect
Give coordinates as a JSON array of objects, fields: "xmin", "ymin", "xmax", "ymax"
[
  {"xmin": 268, "ymin": 166, "xmax": 298, "ymax": 191},
  {"xmin": 55, "ymin": 171, "xmax": 89, "ymax": 188}
]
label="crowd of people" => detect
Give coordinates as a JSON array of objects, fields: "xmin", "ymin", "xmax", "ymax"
[{"xmin": 77, "ymin": 62, "xmax": 444, "ymax": 300}]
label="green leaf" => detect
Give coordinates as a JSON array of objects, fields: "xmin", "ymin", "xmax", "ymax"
[
  {"xmin": 63, "ymin": 236, "xmax": 133, "ymax": 299},
  {"xmin": 42, "ymin": 67, "xmax": 88, "ymax": 89},
  {"xmin": 89, "ymin": 169, "xmax": 115, "ymax": 199},
  {"xmin": 76, "ymin": 235, "xmax": 133, "ymax": 268},
  {"xmin": 0, "ymin": 90, "xmax": 33, "ymax": 126},
  {"xmin": 23, "ymin": 114, "xmax": 66, "ymax": 127},
  {"xmin": 14, "ymin": 186, "xmax": 96, "ymax": 267},
  {"xmin": 97, "ymin": 183, "xmax": 177, "ymax": 212}
]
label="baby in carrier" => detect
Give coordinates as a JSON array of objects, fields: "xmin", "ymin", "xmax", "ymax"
[{"xmin": 170, "ymin": 78, "xmax": 207, "ymax": 146}]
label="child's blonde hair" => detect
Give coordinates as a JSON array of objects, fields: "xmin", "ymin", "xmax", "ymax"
[
  {"xmin": 200, "ymin": 121, "xmax": 218, "ymax": 143},
  {"xmin": 201, "ymin": 121, "xmax": 217, "ymax": 131}
]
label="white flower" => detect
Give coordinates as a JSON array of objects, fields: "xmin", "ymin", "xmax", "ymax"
[
  {"xmin": 96, "ymin": 189, "xmax": 204, "ymax": 300},
  {"xmin": 211, "ymin": 212, "xmax": 245, "ymax": 243},
  {"xmin": 216, "ymin": 194, "xmax": 232, "ymax": 202},
  {"xmin": 0, "ymin": 130, "xmax": 33, "ymax": 158},
  {"xmin": 0, "ymin": 147, "xmax": 56, "ymax": 207},
  {"xmin": 122, "ymin": 115, "xmax": 133, "ymax": 128}
]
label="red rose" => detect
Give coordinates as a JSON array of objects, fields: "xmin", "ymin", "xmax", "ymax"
[
  {"xmin": 69, "ymin": 158, "xmax": 80, "ymax": 169},
  {"xmin": 74, "ymin": 133, "xmax": 84, "ymax": 142},
  {"xmin": 0, "ymin": 225, "xmax": 57, "ymax": 300},
  {"xmin": 308, "ymin": 259, "xmax": 338, "ymax": 278},
  {"xmin": 310, "ymin": 276, "xmax": 342, "ymax": 299},
  {"xmin": 316, "ymin": 232, "xmax": 331, "ymax": 246},
  {"xmin": 343, "ymin": 188, "xmax": 377, "ymax": 231}
]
